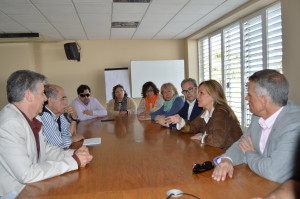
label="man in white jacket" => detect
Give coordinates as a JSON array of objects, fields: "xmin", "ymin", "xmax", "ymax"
[{"xmin": 0, "ymin": 70, "xmax": 93, "ymax": 197}]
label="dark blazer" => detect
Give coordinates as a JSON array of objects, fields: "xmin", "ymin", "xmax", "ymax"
[
  {"xmin": 177, "ymin": 99, "xmax": 203, "ymax": 122},
  {"xmin": 170, "ymin": 99, "xmax": 203, "ymax": 129}
]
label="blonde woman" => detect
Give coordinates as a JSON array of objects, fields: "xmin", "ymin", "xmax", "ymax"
[
  {"xmin": 166, "ymin": 80, "xmax": 242, "ymax": 149},
  {"xmin": 138, "ymin": 82, "xmax": 184, "ymax": 125}
]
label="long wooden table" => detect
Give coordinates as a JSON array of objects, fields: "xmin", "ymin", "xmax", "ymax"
[{"xmin": 18, "ymin": 115, "xmax": 279, "ymax": 199}]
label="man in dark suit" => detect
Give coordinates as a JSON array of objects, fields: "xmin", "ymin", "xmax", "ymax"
[{"xmin": 166, "ymin": 78, "xmax": 203, "ymax": 129}]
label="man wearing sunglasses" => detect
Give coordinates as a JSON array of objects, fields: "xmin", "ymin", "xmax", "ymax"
[
  {"xmin": 165, "ymin": 78, "xmax": 202, "ymax": 129},
  {"xmin": 72, "ymin": 85, "xmax": 107, "ymax": 121},
  {"xmin": 212, "ymin": 69, "xmax": 300, "ymax": 184}
]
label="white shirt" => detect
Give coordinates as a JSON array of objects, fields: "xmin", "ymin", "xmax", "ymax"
[
  {"xmin": 187, "ymin": 99, "xmax": 196, "ymax": 120},
  {"xmin": 72, "ymin": 97, "xmax": 107, "ymax": 121}
]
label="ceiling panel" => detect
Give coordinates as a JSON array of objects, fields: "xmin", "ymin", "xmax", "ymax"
[
  {"xmin": 112, "ymin": 3, "xmax": 149, "ymax": 22},
  {"xmin": 111, "ymin": 28, "xmax": 136, "ymax": 39},
  {"xmin": 0, "ymin": 0, "xmax": 251, "ymax": 41}
]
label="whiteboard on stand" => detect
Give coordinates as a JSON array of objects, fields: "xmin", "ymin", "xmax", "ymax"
[{"xmin": 104, "ymin": 68, "xmax": 131, "ymax": 103}]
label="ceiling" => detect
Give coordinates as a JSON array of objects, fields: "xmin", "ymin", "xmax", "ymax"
[{"xmin": 0, "ymin": 0, "xmax": 250, "ymax": 41}]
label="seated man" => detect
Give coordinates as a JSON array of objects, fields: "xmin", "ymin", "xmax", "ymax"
[
  {"xmin": 0, "ymin": 70, "xmax": 93, "ymax": 197},
  {"xmin": 166, "ymin": 78, "xmax": 203, "ymax": 128},
  {"xmin": 41, "ymin": 84, "xmax": 83, "ymax": 148},
  {"xmin": 212, "ymin": 69, "xmax": 300, "ymax": 183},
  {"xmin": 72, "ymin": 85, "xmax": 107, "ymax": 121}
]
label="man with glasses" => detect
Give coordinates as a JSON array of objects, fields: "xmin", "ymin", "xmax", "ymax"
[
  {"xmin": 166, "ymin": 78, "xmax": 203, "ymax": 129},
  {"xmin": 41, "ymin": 84, "xmax": 84, "ymax": 148},
  {"xmin": 72, "ymin": 84, "xmax": 107, "ymax": 121}
]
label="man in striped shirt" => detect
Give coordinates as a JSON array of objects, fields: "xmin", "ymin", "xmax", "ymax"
[{"xmin": 41, "ymin": 84, "xmax": 83, "ymax": 148}]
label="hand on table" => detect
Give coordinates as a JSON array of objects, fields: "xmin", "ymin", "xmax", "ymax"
[
  {"xmin": 75, "ymin": 145, "xmax": 93, "ymax": 167},
  {"xmin": 72, "ymin": 134, "xmax": 84, "ymax": 142},
  {"xmin": 155, "ymin": 115, "xmax": 167, "ymax": 126},
  {"xmin": 165, "ymin": 114, "xmax": 181, "ymax": 124},
  {"xmin": 138, "ymin": 114, "xmax": 151, "ymax": 120},
  {"xmin": 119, "ymin": 111, "xmax": 128, "ymax": 116},
  {"xmin": 83, "ymin": 110, "xmax": 93, "ymax": 116},
  {"xmin": 190, "ymin": 133, "xmax": 203, "ymax": 141},
  {"xmin": 212, "ymin": 158, "xmax": 234, "ymax": 181}
]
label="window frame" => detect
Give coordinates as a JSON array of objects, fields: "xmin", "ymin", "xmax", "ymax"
[{"xmin": 197, "ymin": 2, "xmax": 282, "ymax": 129}]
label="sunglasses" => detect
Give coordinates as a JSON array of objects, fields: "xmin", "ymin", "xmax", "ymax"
[
  {"xmin": 80, "ymin": 93, "xmax": 90, "ymax": 98},
  {"xmin": 192, "ymin": 161, "xmax": 214, "ymax": 174}
]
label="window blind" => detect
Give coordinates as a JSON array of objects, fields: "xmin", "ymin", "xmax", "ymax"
[
  {"xmin": 198, "ymin": 2, "xmax": 282, "ymax": 128},
  {"xmin": 224, "ymin": 24, "xmax": 242, "ymax": 122},
  {"xmin": 210, "ymin": 34, "xmax": 223, "ymax": 84},
  {"xmin": 267, "ymin": 3, "xmax": 282, "ymax": 72}
]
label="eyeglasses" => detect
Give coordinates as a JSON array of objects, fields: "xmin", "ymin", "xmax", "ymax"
[
  {"xmin": 181, "ymin": 87, "xmax": 196, "ymax": 94},
  {"xmin": 80, "ymin": 93, "xmax": 90, "ymax": 98},
  {"xmin": 115, "ymin": 90, "xmax": 124, "ymax": 94},
  {"xmin": 146, "ymin": 89, "xmax": 154, "ymax": 93},
  {"xmin": 192, "ymin": 161, "xmax": 214, "ymax": 174}
]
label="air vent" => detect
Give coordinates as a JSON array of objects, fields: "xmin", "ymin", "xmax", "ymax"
[
  {"xmin": 0, "ymin": 33, "xmax": 43, "ymax": 43},
  {"xmin": 0, "ymin": 33, "xmax": 39, "ymax": 38},
  {"xmin": 113, "ymin": 0, "xmax": 151, "ymax": 2},
  {"xmin": 112, "ymin": 22, "xmax": 139, "ymax": 28}
]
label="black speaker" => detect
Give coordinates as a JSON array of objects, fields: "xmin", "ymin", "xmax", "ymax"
[{"xmin": 64, "ymin": 42, "xmax": 80, "ymax": 61}]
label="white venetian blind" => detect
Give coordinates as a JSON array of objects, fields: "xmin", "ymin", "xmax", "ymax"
[
  {"xmin": 210, "ymin": 34, "xmax": 222, "ymax": 84},
  {"xmin": 199, "ymin": 38, "xmax": 210, "ymax": 80},
  {"xmin": 224, "ymin": 24, "xmax": 242, "ymax": 123},
  {"xmin": 267, "ymin": 3, "xmax": 282, "ymax": 73},
  {"xmin": 197, "ymin": 2, "xmax": 283, "ymax": 129},
  {"xmin": 243, "ymin": 15, "xmax": 263, "ymax": 126}
]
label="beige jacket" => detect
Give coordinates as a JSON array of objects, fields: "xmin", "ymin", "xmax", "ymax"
[
  {"xmin": 0, "ymin": 104, "xmax": 78, "ymax": 196},
  {"xmin": 107, "ymin": 97, "xmax": 137, "ymax": 116}
]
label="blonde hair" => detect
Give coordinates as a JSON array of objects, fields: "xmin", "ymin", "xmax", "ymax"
[
  {"xmin": 160, "ymin": 83, "xmax": 178, "ymax": 97},
  {"xmin": 200, "ymin": 80, "xmax": 239, "ymax": 122}
]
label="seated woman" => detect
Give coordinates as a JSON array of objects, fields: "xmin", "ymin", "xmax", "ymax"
[
  {"xmin": 107, "ymin": 84, "xmax": 137, "ymax": 116},
  {"xmin": 166, "ymin": 80, "xmax": 242, "ymax": 149},
  {"xmin": 137, "ymin": 81, "xmax": 164, "ymax": 115},
  {"xmin": 139, "ymin": 82, "xmax": 184, "ymax": 125}
]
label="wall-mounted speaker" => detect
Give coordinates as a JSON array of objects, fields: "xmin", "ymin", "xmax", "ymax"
[{"xmin": 64, "ymin": 42, "xmax": 80, "ymax": 61}]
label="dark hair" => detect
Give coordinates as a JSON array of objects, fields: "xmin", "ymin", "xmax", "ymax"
[
  {"xmin": 248, "ymin": 69, "xmax": 289, "ymax": 106},
  {"xmin": 77, "ymin": 85, "xmax": 91, "ymax": 95},
  {"xmin": 141, "ymin": 81, "xmax": 159, "ymax": 98},
  {"xmin": 7, "ymin": 70, "xmax": 47, "ymax": 103},
  {"xmin": 181, "ymin": 78, "xmax": 197, "ymax": 88},
  {"xmin": 112, "ymin": 84, "xmax": 128, "ymax": 100}
]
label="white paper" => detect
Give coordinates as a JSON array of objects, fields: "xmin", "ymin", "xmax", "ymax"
[{"xmin": 83, "ymin": 138, "xmax": 101, "ymax": 146}]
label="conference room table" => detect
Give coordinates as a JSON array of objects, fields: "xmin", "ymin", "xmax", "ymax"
[{"xmin": 18, "ymin": 115, "xmax": 279, "ymax": 199}]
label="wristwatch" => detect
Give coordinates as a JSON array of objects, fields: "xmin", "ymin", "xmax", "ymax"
[{"xmin": 70, "ymin": 116, "xmax": 80, "ymax": 123}]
